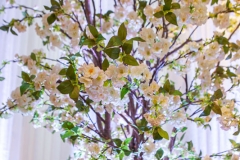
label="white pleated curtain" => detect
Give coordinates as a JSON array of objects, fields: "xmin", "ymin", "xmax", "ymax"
[
  {"xmin": 0, "ymin": 0, "xmax": 239, "ymax": 160},
  {"xmin": 0, "ymin": 1, "xmax": 72, "ymax": 160}
]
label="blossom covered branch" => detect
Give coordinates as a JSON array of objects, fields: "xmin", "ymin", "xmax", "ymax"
[{"xmin": 1, "ymin": 0, "xmax": 240, "ymax": 160}]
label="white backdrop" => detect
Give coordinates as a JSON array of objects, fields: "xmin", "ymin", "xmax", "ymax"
[
  {"xmin": 0, "ymin": 0, "xmax": 239, "ymax": 160},
  {"xmin": 0, "ymin": 1, "xmax": 72, "ymax": 160}
]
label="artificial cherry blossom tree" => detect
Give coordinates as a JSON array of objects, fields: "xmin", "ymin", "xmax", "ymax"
[{"xmin": 1, "ymin": 0, "xmax": 240, "ymax": 159}]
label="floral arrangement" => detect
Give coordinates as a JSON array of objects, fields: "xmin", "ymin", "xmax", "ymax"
[{"xmin": 1, "ymin": 0, "xmax": 240, "ymax": 159}]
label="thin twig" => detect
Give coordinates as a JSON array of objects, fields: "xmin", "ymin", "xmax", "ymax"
[
  {"xmin": 91, "ymin": 0, "xmax": 96, "ymax": 26},
  {"xmin": 4, "ymin": 5, "xmax": 45, "ymax": 14},
  {"xmin": 72, "ymin": 12, "xmax": 83, "ymax": 31},
  {"xmin": 100, "ymin": 0, "xmax": 102, "ymax": 30},
  {"xmin": 121, "ymin": 124, "xmax": 127, "ymax": 138},
  {"xmin": 113, "ymin": 0, "xmax": 117, "ymax": 7},
  {"xmin": 228, "ymin": 22, "xmax": 240, "ymax": 40},
  {"xmin": 85, "ymin": 0, "xmax": 93, "ymax": 25},
  {"xmin": 60, "ymin": 29, "xmax": 72, "ymax": 39},
  {"xmin": 43, "ymin": 57, "xmax": 67, "ymax": 66},
  {"xmin": 170, "ymin": 26, "xmax": 184, "ymax": 49}
]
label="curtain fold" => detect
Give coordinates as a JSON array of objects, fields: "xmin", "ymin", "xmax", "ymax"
[{"xmin": 0, "ymin": 1, "xmax": 72, "ymax": 160}]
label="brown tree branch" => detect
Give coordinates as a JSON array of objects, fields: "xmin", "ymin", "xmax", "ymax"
[{"xmin": 85, "ymin": 0, "xmax": 93, "ymax": 25}]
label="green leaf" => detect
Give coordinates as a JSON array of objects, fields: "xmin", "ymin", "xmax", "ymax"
[
  {"xmin": 88, "ymin": 25, "xmax": 99, "ymax": 38},
  {"xmin": 51, "ymin": 0, "xmax": 60, "ymax": 6},
  {"xmin": 0, "ymin": 25, "xmax": 9, "ymax": 32},
  {"xmin": 226, "ymin": 0, "xmax": 231, "ymax": 9},
  {"xmin": 180, "ymin": 127, "xmax": 187, "ymax": 132},
  {"xmin": 60, "ymin": 130, "xmax": 74, "ymax": 142},
  {"xmin": 123, "ymin": 137, "xmax": 132, "ymax": 145},
  {"xmin": 119, "ymin": 151, "xmax": 124, "ymax": 160},
  {"xmin": 212, "ymin": 103, "xmax": 222, "ymax": 115},
  {"xmin": 79, "ymin": 36, "xmax": 86, "ymax": 47},
  {"xmin": 123, "ymin": 149, "xmax": 131, "ymax": 156},
  {"xmin": 180, "ymin": 133, "xmax": 186, "ymax": 141},
  {"xmin": 157, "ymin": 127, "xmax": 169, "ymax": 140},
  {"xmin": 10, "ymin": 28, "xmax": 17, "ymax": 36},
  {"xmin": 30, "ymin": 53, "xmax": 36, "ymax": 61},
  {"xmin": 139, "ymin": 1, "xmax": 147, "ymax": 10},
  {"xmin": 164, "ymin": 0, "xmax": 172, "ymax": 7},
  {"xmin": 172, "ymin": 90, "xmax": 182, "ymax": 96},
  {"xmin": 230, "ymin": 43, "xmax": 239, "ymax": 51},
  {"xmin": 47, "ymin": 13, "xmax": 57, "ymax": 25},
  {"xmin": 216, "ymin": 66, "xmax": 224, "ymax": 75},
  {"xmin": 82, "ymin": 38, "xmax": 96, "ymax": 48},
  {"xmin": 137, "ymin": 117, "xmax": 150, "ymax": 131},
  {"xmin": 22, "ymin": 10, "xmax": 28, "ymax": 17},
  {"xmin": 226, "ymin": 68, "xmax": 237, "ymax": 78},
  {"xmin": 187, "ymin": 141, "xmax": 193, "ymax": 151},
  {"xmin": 30, "ymin": 111, "xmax": 39, "ymax": 122},
  {"xmin": 74, "ymin": 52, "xmax": 82, "ymax": 57},
  {"xmin": 30, "ymin": 75, "xmax": 36, "ymax": 80},
  {"xmin": 122, "ymin": 55, "xmax": 139, "ymax": 66},
  {"xmin": 223, "ymin": 46, "xmax": 229, "ymax": 54},
  {"xmin": 70, "ymin": 85, "xmax": 79, "ymax": 102},
  {"xmin": 76, "ymin": 100, "xmax": 89, "ymax": 113},
  {"xmin": 216, "ymin": 36, "xmax": 228, "ymax": 45},
  {"xmin": 233, "ymin": 130, "xmax": 240, "ymax": 136},
  {"xmin": 113, "ymin": 138, "xmax": 122, "ymax": 147},
  {"xmin": 104, "ymin": 79, "xmax": 112, "ymax": 87},
  {"xmin": 62, "ymin": 121, "xmax": 74, "ymax": 130},
  {"xmin": 32, "ymin": 91, "xmax": 43, "ymax": 100},
  {"xmin": 59, "ymin": 68, "xmax": 67, "ymax": 75},
  {"xmin": 122, "ymin": 40, "xmax": 133, "ymax": 54},
  {"xmin": 211, "ymin": 0, "xmax": 218, "ymax": 5},
  {"xmin": 154, "ymin": 11, "xmax": 164, "ymax": 18},
  {"xmin": 96, "ymin": 34, "xmax": 105, "ymax": 43},
  {"xmin": 153, "ymin": 127, "xmax": 163, "ymax": 141},
  {"xmin": 59, "ymin": 0, "xmax": 64, "ymax": 5},
  {"xmin": 0, "ymin": 77, "xmax": 5, "ymax": 81},
  {"xmin": 60, "ymin": 57, "xmax": 70, "ymax": 61},
  {"xmin": 76, "ymin": 100, "xmax": 84, "ymax": 109},
  {"xmin": 229, "ymin": 139, "xmax": 238, "ymax": 147},
  {"xmin": 105, "ymin": 10, "xmax": 114, "ymax": 16},
  {"xmin": 86, "ymin": 98, "xmax": 93, "ymax": 105},
  {"xmin": 155, "ymin": 148, "xmax": 164, "ymax": 160},
  {"xmin": 21, "ymin": 71, "xmax": 31, "ymax": 82},
  {"xmin": 121, "ymin": 86, "xmax": 129, "ymax": 100},
  {"xmin": 233, "ymin": 125, "xmax": 240, "ymax": 135},
  {"xmin": 118, "ymin": 23, "xmax": 127, "ymax": 41},
  {"xmin": 66, "ymin": 65, "xmax": 76, "ymax": 80},
  {"xmin": 68, "ymin": 135, "xmax": 78, "ymax": 145},
  {"xmin": 57, "ymin": 80, "xmax": 74, "ymax": 94},
  {"xmin": 165, "ymin": 12, "xmax": 178, "ymax": 26},
  {"xmin": 225, "ymin": 53, "xmax": 232, "ymax": 60},
  {"xmin": 130, "ymin": 37, "xmax": 145, "ymax": 42},
  {"xmin": 104, "ymin": 47, "xmax": 120, "ymax": 59},
  {"xmin": 96, "ymin": 10, "xmax": 114, "ymax": 20},
  {"xmin": 200, "ymin": 105, "xmax": 211, "ymax": 117},
  {"xmin": 211, "ymin": 89, "xmax": 223, "ymax": 100},
  {"xmin": 204, "ymin": 124, "xmax": 212, "ymax": 130},
  {"xmin": 171, "ymin": 3, "xmax": 180, "ymax": 9},
  {"xmin": 20, "ymin": 83, "xmax": 30, "ymax": 95},
  {"xmin": 106, "ymin": 36, "xmax": 122, "ymax": 48},
  {"xmin": 44, "ymin": 5, "xmax": 51, "ymax": 10},
  {"xmin": 102, "ymin": 58, "xmax": 109, "ymax": 71},
  {"xmin": 71, "ymin": 126, "xmax": 80, "ymax": 134},
  {"xmin": 163, "ymin": 0, "xmax": 172, "ymax": 11},
  {"xmin": 163, "ymin": 80, "xmax": 175, "ymax": 93}
]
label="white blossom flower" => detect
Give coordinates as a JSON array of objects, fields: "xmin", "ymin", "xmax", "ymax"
[{"xmin": 79, "ymin": 77, "xmax": 92, "ymax": 88}]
